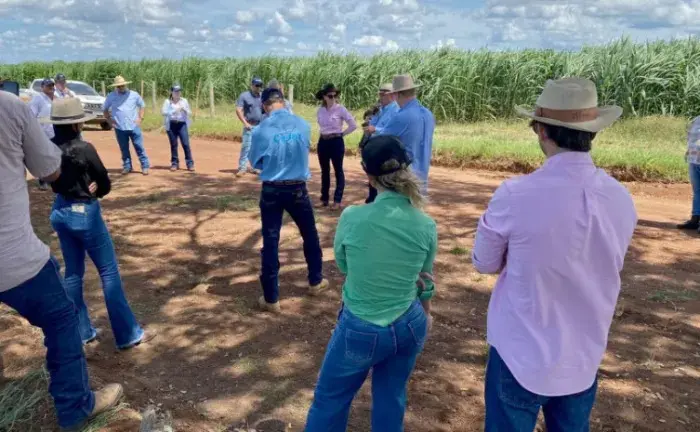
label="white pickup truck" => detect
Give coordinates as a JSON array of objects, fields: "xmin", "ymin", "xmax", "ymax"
[{"xmin": 28, "ymin": 79, "xmax": 111, "ymax": 130}]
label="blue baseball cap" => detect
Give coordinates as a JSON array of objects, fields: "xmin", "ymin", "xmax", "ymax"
[
  {"xmin": 261, "ymin": 87, "xmax": 284, "ymax": 104},
  {"xmin": 252, "ymin": 77, "xmax": 263, "ymax": 86},
  {"xmin": 171, "ymin": 84, "xmax": 182, "ymax": 92},
  {"xmin": 41, "ymin": 78, "xmax": 55, "ymax": 87}
]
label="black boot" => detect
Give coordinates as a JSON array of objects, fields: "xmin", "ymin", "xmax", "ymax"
[{"xmin": 677, "ymin": 215, "xmax": 700, "ymax": 230}]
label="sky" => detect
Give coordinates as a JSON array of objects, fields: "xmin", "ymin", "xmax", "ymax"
[{"xmin": 0, "ymin": 0, "xmax": 699, "ymax": 63}]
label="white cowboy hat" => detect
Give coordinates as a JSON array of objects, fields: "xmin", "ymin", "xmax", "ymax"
[
  {"xmin": 378, "ymin": 83, "xmax": 393, "ymax": 93},
  {"xmin": 389, "ymin": 74, "xmax": 421, "ymax": 93},
  {"xmin": 40, "ymin": 97, "xmax": 97, "ymax": 125},
  {"xmin": 109, "ymin": 75, "xmax": 132, "ymax": 87},
  {"xmin": 515, "ymin": 77, "xmax": 622, "ymax": 133}
]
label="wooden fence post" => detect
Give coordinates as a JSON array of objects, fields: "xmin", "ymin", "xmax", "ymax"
[
  {"xmin": 152, "ymin": 81, "xmax": 157, "ymax": 114},
  {"xmin": 141, "ymin": 80, "xmax": 144, "ymax": 98},
  {"xmin": 287, "ymin": 84, "xmax": 294, "ymax": 105},
  {"xmin": 194, "ymin": 80, "xmax": 201, "ymax": 120},
  {"xmin": 209, "ymin": 81, "xmax": 215, "ymax": 117},
  {"xmin": 100, "ymin": 81, "xmax": 106, "ymax": 97}
]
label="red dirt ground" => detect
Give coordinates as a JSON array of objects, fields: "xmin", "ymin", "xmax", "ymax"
[{"xmin": 1, "ymin": 129, "xmax": 699, "ymax": 432}]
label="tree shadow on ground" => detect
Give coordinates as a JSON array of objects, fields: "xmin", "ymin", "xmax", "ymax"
[{"xmin": 1, "ymin": 165, "xmax": 699, "ymax": 431}]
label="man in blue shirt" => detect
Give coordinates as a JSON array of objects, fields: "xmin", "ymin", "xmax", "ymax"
[
  {"xmin": 235, "ymin": 77, "xmax": 264, "ymax": 177},
  {"xmin": 249, "ymin": 87, "xmax": 328, "ymax": 313},
  {"xmin": 103, "ymin": 75, "xmax": 150, "ymax": 175},
  {"xmin": 362, "ymin": 83, "xmax": 400, "ymax": 202},
  {"xmin": 377, "ymin": 74, "xmax": 435, "ymax": 195}
]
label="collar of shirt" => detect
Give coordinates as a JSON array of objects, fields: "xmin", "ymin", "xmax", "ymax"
[
  {"xmin": 399, "ymin": 98, "xmax": 420, "ymax": 112},
  {"xmin": 373, "ymin": 190, "xmax": 411, "ymax": 205},
  {"xmin": 541, "ymin": 151, "xmax": 595, "ymax": 170}
]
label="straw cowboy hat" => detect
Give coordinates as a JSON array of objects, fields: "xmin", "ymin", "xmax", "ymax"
[
  {"xmin": 389, "ymin": 74, "xmax": 421, "ymax": 93},
  {"xmin": 515, "ymin": 77, "xmax": 622, "ymax": 133},
  {"xmin": 109, "ymin": 75, "xmax": 132, "ymax": 87},
  {"xmin": 378, "ymin": 83, "xmax": 393, "ymax": 93},
  {"xmin": 40, "ymin": 97, "xmax": 97, "ymax": 125}
]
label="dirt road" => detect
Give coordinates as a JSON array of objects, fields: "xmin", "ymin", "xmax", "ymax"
[{"xmin": 2, "ymin": 130, "xmax": 699, "ymax": 431}]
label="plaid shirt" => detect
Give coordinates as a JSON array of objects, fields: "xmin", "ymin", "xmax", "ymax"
[{"xmin": 688, "ymin": 116, "xmax": 700, "ymax": 165}]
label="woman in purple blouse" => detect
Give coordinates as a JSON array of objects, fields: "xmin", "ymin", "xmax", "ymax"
[{"xmin": 315, "ymin": 83, "xmax": 357, "ymax": 209}]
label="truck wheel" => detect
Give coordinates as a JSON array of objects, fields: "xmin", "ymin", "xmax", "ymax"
[{"xmin": 100, "ymin": 122, "xmax": 112, "ymax": 131}]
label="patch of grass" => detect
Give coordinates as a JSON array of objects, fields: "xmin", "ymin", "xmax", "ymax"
[
  {"xmin": 166, "ymin": 197, "xmax": 188, "ymax": 207},
  {"xmin": 214, "ymin": 195, "xmax": 258, "ymax": 212},
  {"xmin": 647, "ymin": 289, "xmax": 698, "ymax": 303},
  {"xmin": 0, "ymin": 368, "xmax": 127, "ymax": 432},
  {"xmin": 142, "ymin": 102, "xmax": 689, "ymax": 183},
  {"xmin": 0, "ymin": 369, "xmax": 47, "ymax": 431},
  {"xmin": 449, "ymin": 246, "xmax": 471, "ymax": 256},
  {"xmin": 143, "ymin": 192, "xmax": 166, "ymax": 204}
]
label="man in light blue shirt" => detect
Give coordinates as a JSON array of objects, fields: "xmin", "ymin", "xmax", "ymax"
[
  {"xmin": 235, "ymin": 77, "xmax": 264, "ymax": 176},
  {"xmin": 362, "ymin": 83, "xmax": 400, "ymax": 202},
  {"xmin": 249, "ymin": 88, "xmax": 328, "ymax": 313},
  {"xmin": 378, "ymin": 74, "xmax": 435, "ymax": 195},
  {"xmin": 103, "ymin": 75, "xmax": 150, "ymax": 175}
]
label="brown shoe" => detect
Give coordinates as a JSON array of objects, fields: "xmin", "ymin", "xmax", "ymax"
[
  {"xmin": 257, "ymin": 296, "xmax": 281, "ymax": 313},
  {"xmin": 308, "ymin": 279, "xmax": 329, "ymax": 297},
  {"xmin": 235, "ymin": 170, "xmax": 245, "ymax": 178},
  {"xmin": 118, "ymin": 329, "xmax": 157, "ymax": 351},
  {"xmin": 61, "ymin": 384, "xmax": 123, "ymax": 431}
]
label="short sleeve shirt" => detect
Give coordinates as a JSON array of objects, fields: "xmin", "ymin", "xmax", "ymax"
[
  {"xmin": 0, "ymin": 92, "xmax": 62, "ymax": 291},
  {"xmin": 236, "ymin": 91, "xmax": 263, "ymax": 125},
  {"xmin": 687, "ymin": 117, "xmax": 700, "ymax": 165},
  {"xmin": 103, "ymin": 89, "xmax": 145, "ymax": 131}
]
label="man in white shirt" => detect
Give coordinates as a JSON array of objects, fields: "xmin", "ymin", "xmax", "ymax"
[
  {"xmin": 54, "ymin": 73, "xmax": 76, "ymax": 99},
  {"xmin": 0, "ymin": 91, "xmax": 123, "ymax": 431},
  {"xmin": 29, "ymin": 78, "xmax": 56, "ymax": 190}
]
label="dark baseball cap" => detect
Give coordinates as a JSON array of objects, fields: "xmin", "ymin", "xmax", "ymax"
[
  {"xmin": 361, "ymin": 135, "xmax": 412, "ymax": 176},
  {"xmin": 41, "ymin": 78, "xmax": 55, "ymax": 87},
  {"xmin": 252, "ymin": 77, "xmax": 263, "ymax": 86},
  {"xmin": 54, "ymin": 73, "xmax": 66, "ymax": 82},
  {"xmin": 261, "ymin": 87, "xmax": 284, "ymax": 104}
]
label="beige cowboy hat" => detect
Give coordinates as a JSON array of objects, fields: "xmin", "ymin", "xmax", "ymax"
[
  {"xmin": 109, "ymin": 75, "xmax": 132, "ymax": 87},
  {"xmin": 515, "ymin": 77, "xmax": 622, "ymax": 133},
  {"xmin": 40, "ymin": 97, "xmax": 97, "ymax": 125},
  {"xmin": 389, "ymin": 74, "xmax": 421, "ymax": 93},
  {"xmin": 378, "ymin": 83, "xmax": 393, "ymax": 93}
]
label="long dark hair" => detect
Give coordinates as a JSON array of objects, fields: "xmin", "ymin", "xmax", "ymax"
[{"xmin": 53, "ymin": 124, "xmax": 88, "ymax": 168}]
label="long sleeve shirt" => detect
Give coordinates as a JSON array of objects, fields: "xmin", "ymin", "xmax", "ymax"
[
  {"xmin": 317, "ymin": 103, "xmax": 357, "ymax": 136},
  {"xmin": 370, "ymin": 101, "xmax": 399, "ymax": 136},
  {"xmin": 687, "ymin": 116, "xmax": 700, "ymax": 165},
  {"xmin": 334, "ymin": 191, "xmax": 437, "ymax": 327},
  {"xmin": 377, "ymin": 99, "xmax": 435, "ymax": 191},
  {"xmin": 0, "ymin": 91, "xmax": 62, "ymax": 292},
  {"xmin": 249, "ymin": 109, "xmax": 312, "ymax": 182},
  {"xmin": 473, "ymin": 151, "xmax": 637, "ymax": 397},
  {"xmin": 162, "ymin": 97, "xmax": 192, "ymax": 130},
  {"xmin": 51, "ymin": 139, "xmax": 111, "ymax": 200},
  {"xmin": 29, "ymin": 93, "xmax": 55, "ymax": 139}
]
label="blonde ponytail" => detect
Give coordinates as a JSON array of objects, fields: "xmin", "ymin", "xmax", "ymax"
[{"xmin": 374, "ymin": 162, "xmax": 426, "ymax": 209}]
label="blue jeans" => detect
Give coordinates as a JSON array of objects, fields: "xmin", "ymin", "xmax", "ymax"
[
  {"xmin": 305, "ymin": 300, "xmax": 428, "ymax": 432},
  {"xmin": 259, "ymin": 182, "xmax": 323, "ymax": 303},
  {"xmin": 690, "ymin": 163, "xmax": 700, "ymax": 216},
  {"xmin": 239, "ymin": 126, "xmax": 255, "ymax": 172},
  {"xmin": 50, "ymin": 195, "xmax": 144, "ymax": 349},
  {"xmin": 317, "ymin": 136, "xmax": 345, "ymax": 204},
  {"xmin": 0, "ymin": 258, "xmax": 95, "ymax": 429},
  {"xmin": 167, "ymin": 121, "xmax": 194, "ymax": 169},
  {"xmin": 115, "ymin": 127, "xmax": 150, "ymax": 171},
  {"xmin": 484, "ymin": 347, "xmax": 598, "ymax": 432}
]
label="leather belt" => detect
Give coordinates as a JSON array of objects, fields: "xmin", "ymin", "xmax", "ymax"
[{"xmin": 320, "ymin": 133, "xmax": 342, "ymax": 140}]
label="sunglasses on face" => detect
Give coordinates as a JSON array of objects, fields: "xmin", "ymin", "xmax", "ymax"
[
  {"xmin": 253, "ymin": 83, "xmax": 263, "ymax": 88},
  {"xmin": 325, "ymin": 94, "xmax": 336, "ymax": 99}
]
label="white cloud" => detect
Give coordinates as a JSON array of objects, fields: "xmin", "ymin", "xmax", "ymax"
[
  {"xmin": 47, "ymin": 17, "xmax": 78, "ymax": 29},
  {"xmin": 266, "ymin": 36, "xmax": 289, "ymax": 44},
  {"xmin": 297, "ymin": 41, "xmax": 309, "ymax": 50},
  {"xmin": 236, "ymin": 10, "xmax": 256, "ymax": 24},
  {"xmin": 329, "ymin": 23, "xmax": 346, "ymax": 42},
  {"xmin": 431, "ymin": 38, "xmax": 457, "ymax": 49},
  {"xmin": 353, "ymin": 35, "xmax": 385, "ymax": 47},
  {"xmin": 37, "ymin": 32, "xmax": 55, "ymax": 47},
  {"xmin": 220, "ymin": 27, "xmax": 253, "ymax": 41},
  {"xmin": 266, "ymin": 11, "xmax": 293, "ymax": 35},
  {"xmin": 288, "ymin": 0, "xmax": 311, "ymax": 19},
  {"xmin": 168, "ymin": 27, "xmax": 186, "ymax": 38},
  {"xmin": 383, "ymin": 39, "xmax": 400, "ymax": 51}
]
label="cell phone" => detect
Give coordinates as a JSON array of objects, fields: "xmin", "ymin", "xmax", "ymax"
[{"xmin": 0, "ymin": 80, "xmax": 20, "ymax": 96}]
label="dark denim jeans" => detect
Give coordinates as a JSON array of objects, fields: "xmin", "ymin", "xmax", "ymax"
[
  {"xmin": 50, "ymin": 195, "xmax": 144, "ymax": 349},
  {"xmin": 167, "ymin": 121, "xmax": 194, "ymax": 169},
  {"xmin": 114, "ymin": 126, "xmax": 150, "ymax": 171},
  {"xmin": 305, "ymin": 300, "xmax": 428, "ymax": 432},
  {"xmin": 259, "ymin": 182, "xmax": 323, "ymax": 303},
  {"xmin": 0, "ymin": 258, "xmax": 95, "ymax": 429},
  {"xmin": 484, "ymin": 347, "xmax": 598, "ymax": 432},
  {"xmin": 317, "ymin": 136, "xmax": 345, "ymax": 204},
  {"xmin": 690, "ymin": 163, "xmax": 700, "ymax": 216}
]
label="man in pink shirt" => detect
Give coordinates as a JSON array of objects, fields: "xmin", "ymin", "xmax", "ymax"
[{"xmin": 472, "ymin": 78, "xmax": 637, "ymax": 431}]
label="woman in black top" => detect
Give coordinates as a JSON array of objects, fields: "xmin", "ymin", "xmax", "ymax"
[{"xmin": 43, "ymin": 98, "xmax": 154, "ymax": 350}]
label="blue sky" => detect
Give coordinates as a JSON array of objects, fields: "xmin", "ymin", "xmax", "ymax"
[{"xmin": 0, "ymin": 0, "xmax": 698, "ymax": 63}]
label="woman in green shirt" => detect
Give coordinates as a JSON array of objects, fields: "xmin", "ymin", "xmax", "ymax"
[{"xmin": 305, "ymin": 135, "xmax": 437, "ymax": 432}]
